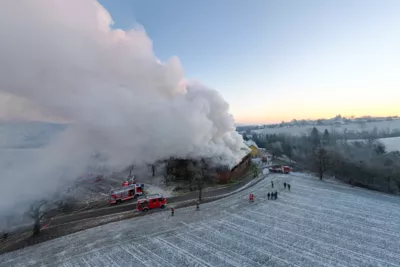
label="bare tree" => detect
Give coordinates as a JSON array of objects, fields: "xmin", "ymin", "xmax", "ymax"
[
  {"xmin": 28, "ymin": 200, "xmax": 48, "ymax": 236},
  {"xmin": 128, "ymin": 164, "xmax": 134, "ymax": 178},
  {"xmin": 162, "ymin": 171, "xmax": 175, "ymax": 187},
  {"xmin": 190, "ymin": 159, "xmax": 212, "ymax": 201},
  {"xmin": 365, "ymin": 127, "xmax": 378, "ymax": 148},
  {"xmin": 314, "ymin": 147, "xmax": 333, "ymax": 180},
  {"xmin": 282, "ymin": 142, "xmax": 293, "ymax": 163},
  {"xmin": 267, "ymin": 141, "xmax": 283, "ymax": 159}
]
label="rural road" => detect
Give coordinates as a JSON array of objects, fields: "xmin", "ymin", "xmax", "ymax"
[{"xmin": 47, "ymin": 173, "xmax": 259, "ymax": 227}]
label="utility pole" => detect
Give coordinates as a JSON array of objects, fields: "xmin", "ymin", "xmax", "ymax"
[
  {"xmin": 128, "ymin": 164, "xmax": 133, "ymax": 178},
  {"xmin": 128, "ymin": 164, "xmax": 135, "ymax": 184}
]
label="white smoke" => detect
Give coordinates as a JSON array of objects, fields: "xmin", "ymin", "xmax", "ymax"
[{"xmin": 0, "ymin": 0, "xmax": 248, "ymax": 217}]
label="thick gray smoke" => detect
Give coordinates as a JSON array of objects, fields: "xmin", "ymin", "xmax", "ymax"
[{"xmin": 0, "ymin": 0, "xmax": 248, "ymax": 218}]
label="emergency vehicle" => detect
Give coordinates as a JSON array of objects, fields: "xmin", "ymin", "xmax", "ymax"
[
  {"xmin": 109, "ymin": 183, "xmax": 144, "ymax": 204},
  {"xmin": 137, "ymin": 194, "xmax": 167, "ymax": 212},
  {"xmin": 269, "ymin": 165, "xmax": 291, "ymax": 174},
  {"xmin": 122, "ymin": 165, "xmax": 136, "ymax": 187},
  {"xmin": 122, "ymin": 175, "xmax": 136, "ymax": 187}
]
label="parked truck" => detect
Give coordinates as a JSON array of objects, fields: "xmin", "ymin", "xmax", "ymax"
[
  {"xmin": 269, "ymin": 165, "xmax": 291, "ymax": 174},
  {"xmin": 109, "ymin": 183, "xmax": 144, "ymax": 204}
]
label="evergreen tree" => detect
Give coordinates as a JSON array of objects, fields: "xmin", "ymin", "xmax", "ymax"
[
  {"xmin": 374, "ymin": 142, "xmax": 386, "ymax": 154},
  {"xmin": 309, "ymin": 127, "xmax": 321, "ymax": 147},
  {"xmin": 322, "ymin": 129, "xmax": 330, "ymax": 145}
]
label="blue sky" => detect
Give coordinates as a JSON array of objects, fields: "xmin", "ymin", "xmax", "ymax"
[{"xmin": 99, "ymin": 0, "xmax": 400, "ymax": 124}]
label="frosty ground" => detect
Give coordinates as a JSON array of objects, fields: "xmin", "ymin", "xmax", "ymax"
[
  {"xmin": 372, "ymin": 136, "xmax": 400, "ymax": 152},
  {"xmin": 1, "ymin": 174, "xmax": 400, "ymax": 267}
]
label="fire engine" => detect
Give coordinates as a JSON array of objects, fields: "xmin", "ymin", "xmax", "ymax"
[
  {"xmin": 269, "ymin": 165, "xmax": 291, "ymax": 174},
  {"xmin": 109, "ymin": 183, "xmax": 144, "ymax": 204},
  {"xmin": 122, "ymin": 175, "xmax": 136, "ymax": 187},
  {"xmin": 137, "ymin": 194, "xmax": 167, "ymax": 212}
]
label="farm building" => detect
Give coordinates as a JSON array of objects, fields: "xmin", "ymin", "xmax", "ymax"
[
  {"xmin": 245, "ymin": 139, "xmax": 259, "ymax": 157},
  {"xmin": 216, "ymin": 151, "xmax": 252, "ymax": 184},
  {"xmin": 165, "ymin": 144, "xmax": 252, "ymax": 185}
]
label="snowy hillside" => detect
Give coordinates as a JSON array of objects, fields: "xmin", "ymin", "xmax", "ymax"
[
  {"xmin": 2, "ymin": 173, "xmax": 400, "ymax": 267},
  {"xmin": 378, "ymin": 137, "xmax": 400, "ymax": 152},
  {"xmin": 253, "ymin": 120, "xmax": 400, "ymax": 136},
  {"xmin": 347, "ymin": 136, "xmax": 400, "ymax": 152}
]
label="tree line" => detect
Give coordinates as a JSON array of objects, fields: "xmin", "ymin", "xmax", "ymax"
[{"xmin": 248, "ymin": 128, "xmax": 400, "ymax": 194}]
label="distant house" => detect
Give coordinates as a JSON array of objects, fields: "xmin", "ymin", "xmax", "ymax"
[{"xmin": 245, "ymin": 140, "xmax": 259, "ymax": 157}]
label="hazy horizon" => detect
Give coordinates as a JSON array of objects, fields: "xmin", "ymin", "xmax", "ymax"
[{"xmin": 1, "ymin": 112, "xmax": 398, "ymax": 126}]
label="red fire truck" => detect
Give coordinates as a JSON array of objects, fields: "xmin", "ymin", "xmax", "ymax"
[
  {"xmin": 109, "ymin": 183, "xmax": 144, "ymax": 204},
  {"xmin": 122, "ymin": 175, "xmax": 136, "ymax": 187},
  {"xmin": 269, "ymin": 165, "xmax": 291, "ymax": 174},
  {"xmin": 137, "ymin": 194, "xmax": 167, "ymax": 212}
]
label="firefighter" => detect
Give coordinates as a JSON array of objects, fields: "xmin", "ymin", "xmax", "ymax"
[
  {"xmin": 288, "ymin": 184, "xmax": 291, "ymax": 191},
  {"xmin": 275, "ymin": 191, "xmax": 278, "ymax": 200},
  {"xmin": 3, "ymin": 232, "xmax": 8, "ymax": 240},
  {"xmin": 271, "ymin": 181, "xmax": 274, "ymax": 188},
  {"xmin": 284, "ymin": 182, "xmax": 287, "ymax": 189},
  {"xmin": 267, "ymin": 192, "xmax": 270, "ymax": 200},
  {"xmin": 171, "ymin": 207, "xmax": 175, "ymax": 216},
  {"xmin": 196, "ymin": 201, "xmax": 200, "ymax": 211},
  {"xmin": 249, "ymin": 193, "xmax": 254, "ymax": 202}
]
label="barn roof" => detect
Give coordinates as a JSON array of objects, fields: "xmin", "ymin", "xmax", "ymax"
[{"xmin": 245, "ymin": 140, "xmax": 259, "ymax": 149}]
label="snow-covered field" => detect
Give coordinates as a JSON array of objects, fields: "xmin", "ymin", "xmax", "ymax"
[
  {"xmin": 2, "ymin": 173, "xmax": 400, "ymax": 267},
  {"xmin": 253, "ymin": 120, "xmax": 400, "ymax": 136},
  {"xmin": 378, "ymin": 137, "xmax": 400, "ymax": 152},
  {"xmin": 347, "ymin": 136, "xmax": 400, "ymax": 152}
]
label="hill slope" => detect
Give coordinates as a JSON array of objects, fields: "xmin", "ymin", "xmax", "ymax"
[{"xmin": 1, "ymin": 173, "xmax": 400, "ymax": 267}]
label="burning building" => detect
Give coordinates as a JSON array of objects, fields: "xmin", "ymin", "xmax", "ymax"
[
  {"xmin": 165, "ymin": 143, "xmax": 252, "ymax": 185},
  {"xmin": 215, "ymin": 151, "xmax": 252, "ymax": 184}
]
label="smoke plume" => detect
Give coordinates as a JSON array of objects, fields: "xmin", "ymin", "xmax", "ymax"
[{"xmin": 0, "ymin": 0, "xmax": 248, "ymax": 218}]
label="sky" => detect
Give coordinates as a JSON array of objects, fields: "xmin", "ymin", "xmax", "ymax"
[
  {"xmin": 1, "ymin": 0, "xmax": 399, "ymax": 124},
  {"xmin": 96, "ymin": 0, "xmax": 400, "ymax": 124}
]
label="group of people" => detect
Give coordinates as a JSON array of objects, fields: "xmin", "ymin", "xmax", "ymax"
[
  {"xmin": 267, "ymin": 191, "xmax": 278, "ymax": 200},
  {"xmin": 284, "ymin": 182, "xmax": 291, "ymax": 191},
  {"xmin": 264, "ymin": 180, "xmax": 293, "ymax": 201},
  {"xmin": 175, "ymin": 181, "xmax": 293, "ymax": 215}
]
